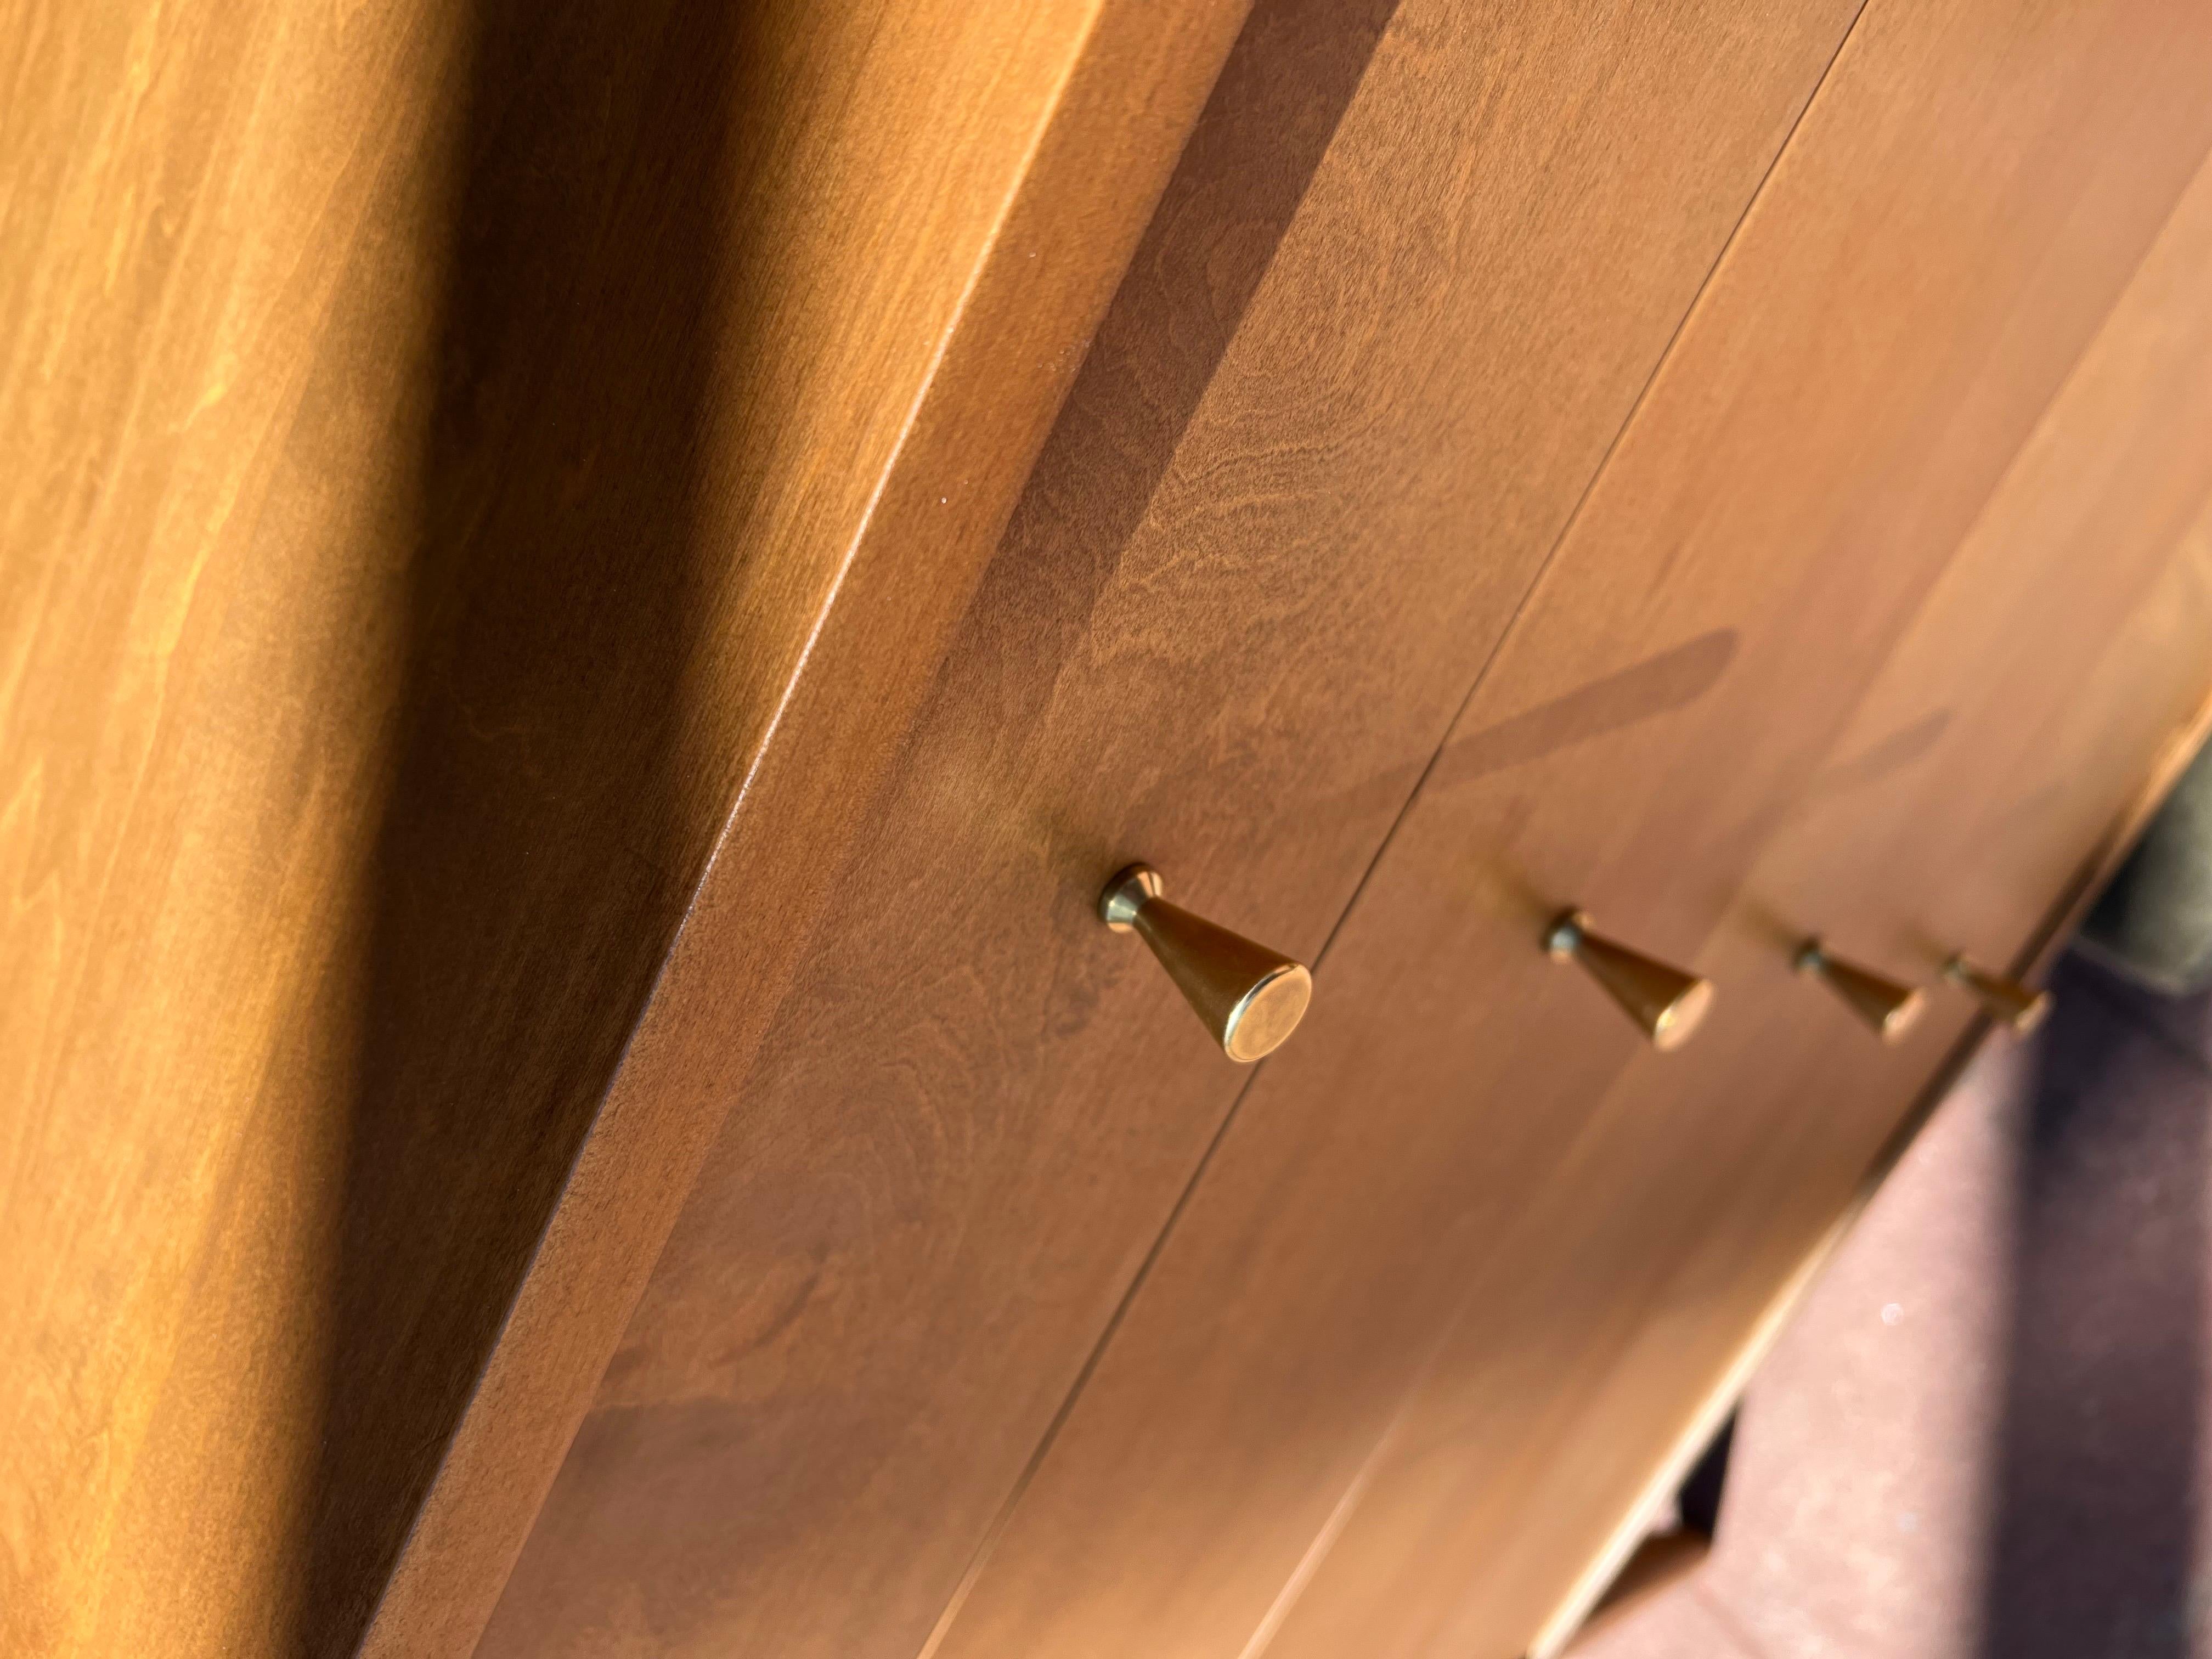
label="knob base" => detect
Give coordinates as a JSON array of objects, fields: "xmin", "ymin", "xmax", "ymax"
[{"xmin": 1100, "ymin": 863, "xmax": 1165, "ymax": 930}]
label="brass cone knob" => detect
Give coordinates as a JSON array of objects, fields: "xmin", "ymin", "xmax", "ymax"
[
  {"xmin": 1099, "ymin": 864, "xmax": 1312, "ymax": 1062},
  {"xmin": 1795, "ymin": 939, "xmax": 1924, "ymax": 1043},
  {"xmin": 1944, "ymin": 954, "xmax": 2051, "ymax": 1035},
  {"xmin": 1545, "ymin": 909, "xmax": 1713, "ymax": 1052}
]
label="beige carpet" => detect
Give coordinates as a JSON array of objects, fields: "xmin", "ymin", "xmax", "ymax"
[{"xmin": 1579, "ymin": 952, "xmax": 2211, "ymax": 1659}]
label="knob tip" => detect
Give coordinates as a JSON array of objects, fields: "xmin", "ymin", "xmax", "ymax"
[
  {"xmin": 1879, "ymin": 989, "xmax": 1926, "ymax": 1043},
  {"xmin": 1223, "ymin": 963, "xmax": 1314, "ymax": 1062},
  {"xmin": 1650, "ymin": 977, "xmax": 1715, "ymax": 1052}
]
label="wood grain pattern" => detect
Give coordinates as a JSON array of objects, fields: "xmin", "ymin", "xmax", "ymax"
[
  {"xmin": 1530, "ymin": 661, "xmax": 2212, "ymax": 1659},
  {"xmin": 1310, "ymin": 477, "xmax": 2212, "ymax": 1659},
  {"xmin": 916, "ymin": 3, "xmax": 2212, "ymax": 1655},
  {"xmin": 1507, "ymin": 154, "xmax": 2212, "ymax": 1659},
  {"xmin": 1282, "ymin": 78, "xmax": 2212, "ymax": 1659},
  {"xmin": 479, "ymin": 2, "xmax": 1867, "ymax": 1655},
  {"xmin": 0, "ymin": 3, "xmax": 1247, "ymax": 1654}
]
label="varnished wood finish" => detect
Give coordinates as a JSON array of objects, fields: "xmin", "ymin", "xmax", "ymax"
[
  {"xmin": 1288, "ymin": 135, "xmax": 2212, "ymax": 1659},
  {"xmin": 482, "ymin": 1, "xmax": 1867, "ymax": 1654},
  {"xmin": 17, "ymin": 1, "xmax": 2212, "ymax": 1652},
  {"xmin": 915, "ymin": 4, "xmax": 2212, "ymax": 1656},
  {"xmin": 1269, "ymin": 114, "xmax": 2212, "ymax": 1659},
  {"xmin": 0, "ymin": 3, "xmax": 1249, "ymax": 1655}
]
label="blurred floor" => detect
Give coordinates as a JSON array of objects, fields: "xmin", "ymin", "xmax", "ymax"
[{"xmin": 1578, "ymin": 952, "xmax": 2212, "ymax": 1659}]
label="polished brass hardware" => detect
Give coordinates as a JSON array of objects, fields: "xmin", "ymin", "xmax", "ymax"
[
  {"xmin": 1099, "ymin": 864, "xmax": 1312, "ymax": 1062},
  {"xmin": 1944, "ymin": 954, "xmax": 2051, "ymax": 1034},
  {"xmin": 1795, "ymin": 939, "xmax": 1923, "ymax": 1042},
  {"xmin": 1545, "ymin": 910, "xmax": 1713, "ymax": 1051}
]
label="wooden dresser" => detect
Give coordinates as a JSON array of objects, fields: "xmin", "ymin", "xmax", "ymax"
[{"xmin": 7, "ymin": 1, "xmax": 2211, "ymax": 1656}]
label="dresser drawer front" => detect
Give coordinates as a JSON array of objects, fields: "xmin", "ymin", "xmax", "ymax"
[
  {"xmin": 918, "ymin": 4, "xmax": 2212, "ymax": 1657},
  {"xmin": 480, "ymin": 1, "xmax": 1871, "ymax": 1654}
]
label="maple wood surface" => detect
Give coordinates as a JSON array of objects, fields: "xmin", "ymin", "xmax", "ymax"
[
  {"xmin": 1317, "ymin": 150, "xmax": 2212, "ymax": 1659},
  {"xmin": 0, "ymin": 2, "xmax": 1249, "ymax": 1655},
  {"xmin": 13, "ymin": 0, "xmax": 2210, "ymax": 1654},
  {"xmin": 480, "ymin": 1, "xmax": 1867, "ymax": 1655},
  {"xmin": 911, "ymin": 3, "xmax": 2212, "ymax": 1655}
]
